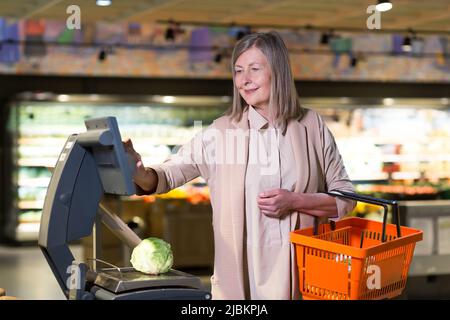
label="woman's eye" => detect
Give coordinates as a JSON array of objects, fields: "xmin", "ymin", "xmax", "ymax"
[
  {"xmin": 252, "ymin": 68, "xmax": 259, "ymax": 71},
  {"xmin": 235, "ymin": 69, "xmax": 242, "ymax": 73}
]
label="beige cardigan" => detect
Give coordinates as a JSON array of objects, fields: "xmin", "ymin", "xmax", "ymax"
[{"xmin": 146, "ymin": 107, "xmax": 356, "ymax": 300}]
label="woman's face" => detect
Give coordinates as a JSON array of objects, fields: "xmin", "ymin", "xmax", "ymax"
[{"xmin": 234, "ymin": 46, "xmax": 271, "ymax": 111}]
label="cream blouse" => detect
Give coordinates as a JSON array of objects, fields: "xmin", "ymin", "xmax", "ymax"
[{"xmin": 244, "ymin": 106, "xmax": 297, "ymax": 299}]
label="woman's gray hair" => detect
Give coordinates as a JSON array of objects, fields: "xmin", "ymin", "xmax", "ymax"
[{"xmin": 226, "ymin": 31, "xmax": 304, "ymax": 132}]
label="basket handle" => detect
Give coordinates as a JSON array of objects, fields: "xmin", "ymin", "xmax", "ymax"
[{"xmin": 320, "ymin": 190, "xmax": 402, "ymax": 242}]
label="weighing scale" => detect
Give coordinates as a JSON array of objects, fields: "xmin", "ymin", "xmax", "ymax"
[{"xmin": 38, "ymin": 116, "xmax": 211, "ymax": 300}]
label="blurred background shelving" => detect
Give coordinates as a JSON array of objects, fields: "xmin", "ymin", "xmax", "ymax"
[{"xmin": 2, "ymin": 94, "xmax": 450, "ymax": 248}]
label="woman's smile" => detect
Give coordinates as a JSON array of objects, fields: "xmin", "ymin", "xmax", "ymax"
[{"xmin": 243, "ymin": 87, "xmax": 259, "ymax": 94}]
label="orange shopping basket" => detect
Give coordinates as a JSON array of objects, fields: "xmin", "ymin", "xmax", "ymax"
[{"xmin": 290, "ymin": 191, "xmax": 423, "ymax": 300}]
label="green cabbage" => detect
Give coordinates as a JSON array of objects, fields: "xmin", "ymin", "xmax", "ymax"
[{"xmin": 130, "ymin": 237, "xmax": 173, "ymax": 275}]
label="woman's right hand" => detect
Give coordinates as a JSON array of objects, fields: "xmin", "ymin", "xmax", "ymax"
[{"xmin": 123, "ymin": 138, "xmax": 157, "ymax": 192}]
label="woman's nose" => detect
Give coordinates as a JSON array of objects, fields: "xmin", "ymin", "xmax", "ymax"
[{"xmin": 243, "ymin": 70, "xmax": 252, "ymax": 85}]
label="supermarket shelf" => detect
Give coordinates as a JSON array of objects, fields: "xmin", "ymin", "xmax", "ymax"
[
  {"xmin": 381, "ymin": 154, "xmax": 450, "ymax": 163},
  {"xmin": 18, "ymin": 210, "xmax": 42, "ymax": 224},
  {"xmin": 18, "ymin": 158, "xmax": 56, "ymax": 168},
  {"xmin": 18, "ymin": 200, "xmax": 44, "ymax": 210},
  {"xmin": 19, "ymin": 135, "xmax": 193, "ymax": 147},
  {"xmin": 18, "ymin": 177, "xmax": 50, "ymax": 188},
  {"xmin": 391, "ymin": 172, "xmax": 421, "ymax": 180},
  {"xmin": 353, "ymin": 172, "xmax": 450, "ymax": 183},
  {"xmin": 350, "ymin": 173, "xmax": 388, "ymax": 181},
  {"xmin": 19, "ymin": 137, "xmax": 67, "ymax": 145},
  {"xmin": 15, "ymin": 222, "xmax": 40, "ymax": 242}
]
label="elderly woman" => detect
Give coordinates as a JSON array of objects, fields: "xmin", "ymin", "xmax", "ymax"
[{"xmin": 124, "ymin": 31, "xmax": 355, "ymax": 300}]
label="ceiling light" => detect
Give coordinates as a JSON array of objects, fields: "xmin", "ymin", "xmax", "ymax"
[
  {"xmin": 89, "ymin": 94, "xmax": 100, "ymax": 101},
  {"xmin": 383, "ymin": 98, "xmax": 395, "ymax": 106},
  {"xmin": 57, "ymin": 94, "xmax": 70, "ymax": 102},
  {"xmin": 376, "ymin": 0, "xmax": 393, "ymax": 12},
  {"xmin": 214, "ymin": 52, "xmax": 223, "ymax": 64},
  {"xmin": 320, "ymin": 33, "xmax": 330, "ymax": 45},
  {"xmin": 235, "ymin": 26, "xmax": 251, "ymax": 41},
  {"xmin": 162, "ymin": 96, "xmax": 175, "ymax": 103},
  {"xmin": 165, "ymin": 26, "xmax": 175, "ymax": 41},
  {"xmin": 98, "ymin": 48, "xmax": 107, "ymax": 61},
  {"xmin": 35, "ymin": 92, "xmax": 54, "ymax": 101},
  {"xmin": 165, "ymin": 20, "xmax": 185, "ymax": 42},
  {"xmin": 402, "ymin": 36, "xmax": 412, "ymax": 52},
  {"xmin": 96, "ymin": 0, "xmax": 112, "ymax": 7},
  {"xmin": 320, "ymin": 30, "xmax": 334, "ymax": 45}
]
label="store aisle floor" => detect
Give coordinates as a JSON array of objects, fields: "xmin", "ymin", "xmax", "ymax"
[
  {"xmin": 0, "ymin": 245, "xmax": 212, "ymax": 300},
  {"xmin": 0, "ymin": 244, "xmax": 78, "ymax": 299}
]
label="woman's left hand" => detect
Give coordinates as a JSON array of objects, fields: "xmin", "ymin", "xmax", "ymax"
[{"xmin": 257, "ymin": 189, "xmax": 294, "ymax": 218}]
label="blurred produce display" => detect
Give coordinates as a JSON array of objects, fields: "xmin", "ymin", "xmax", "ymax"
[
  {"xmin": 9, "ymin": 99, "xmax": 225, "ymax": 241},
  {"xmin": 131, "ymin": 177, "xmax": 210, "ymax": 205},
  {"xmin": 356, "ymin": 184, "xmax": 440, "ymax": 200},
  {"xmin": 7, "ymin": 97, "xmax": 450, "ymax": 241}
]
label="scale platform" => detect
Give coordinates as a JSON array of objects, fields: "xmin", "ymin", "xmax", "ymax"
[{"xmin": 93, "ymin": 267, "xmax": 203, "ymax": 294}]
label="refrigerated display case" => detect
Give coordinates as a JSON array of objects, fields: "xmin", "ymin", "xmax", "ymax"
[
  {"xmin": 2, "ymin": 93, "xmax": 228, "ymax": 243},
  {"xmin": 303, "ymin": 98, "xmax": 450, "ymax": 184},
  {"xmin": 304, "ymin": 98, "xmax": 450, "ymax": 223},
  {"xmin": 2, "ymin": 94, "xmax": 450, "ymax": 244}
]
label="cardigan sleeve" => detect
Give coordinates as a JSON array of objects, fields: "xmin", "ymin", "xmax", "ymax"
[{"xmin": 135, "ymin": 127, "xmax": 212, "ymax": 195}]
